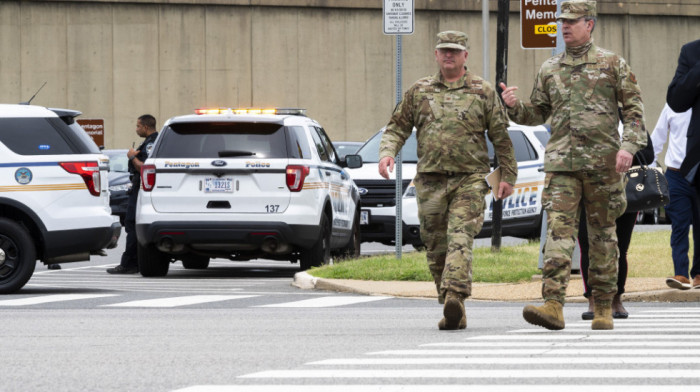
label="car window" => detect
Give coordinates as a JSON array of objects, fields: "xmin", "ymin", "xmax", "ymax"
[
  {"xmin": 309, "ymin": 126, "xmax": 330, "ymax": 162},
  {"xmin": 356, "ymin": 130, "xmax": 419, "ymax": 163},
  {"xmin": 533, "ymin": 130, "xmax": 550, "ymax": 147},
  {"xmin": 486, "ymin": 130, "xmax": 538, "ymax": 162},
  {"xmin": 156, "ymin": 122, "xmax": 287, "ymax": 158},
  {"xmin": 286, "ymin": 126, "xmax": 312, "ymax": 159},
  {"xmin": 509, "ymin": 130, "xmax": 537, "ymax": 161},
  {"xmin": 315, "ymin": 126, "xmax": 337, "ymax": 163},
  {"xmin": 0, "ymin": 117, "xmax": 75, "ymax": 155}
]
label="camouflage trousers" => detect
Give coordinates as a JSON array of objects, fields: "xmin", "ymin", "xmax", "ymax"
[
  {"xmin": 414, "ymin": 172, "xmax": 489, "ymax": 299},
  {"xmin": 542, "ymin": 170, "xmax": 626, "ymax": 304}
]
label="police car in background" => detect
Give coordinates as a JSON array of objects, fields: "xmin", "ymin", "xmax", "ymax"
[
  {"xmin": 135, "ymin": 108, "xmax": 362, "ymax": 276},
  {"xmin": 347, "ymin": 122, "xmax": 549, "ymax": 248},
  {"xmin": 0, "ymin": 104, "xmax": 121, "ymax": 293}
]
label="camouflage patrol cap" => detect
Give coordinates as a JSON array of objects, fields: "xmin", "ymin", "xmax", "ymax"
[
  {"xmin": 435, "ymin": 31, "xmax": 468, "ymax": 51},
  {"xmin": 557, "ymin": 0, "xmax": 597, "ymax": 21}
]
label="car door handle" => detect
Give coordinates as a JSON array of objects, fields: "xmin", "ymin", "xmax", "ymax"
[{"xmin": 325, "ymin": 171, "xmax": 332, "ymax": 176}]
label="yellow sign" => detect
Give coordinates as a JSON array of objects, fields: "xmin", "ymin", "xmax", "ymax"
[{"xmin": 534, "ymin": 24, "xmax": 557, "ymax": 35}]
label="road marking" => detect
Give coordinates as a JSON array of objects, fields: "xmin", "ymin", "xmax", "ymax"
[
  {"xmin": 103, "ymin": 295, "xmax": 258, "ymax": 307},
  {"xmin": 367, "ymin": 348, "xmax": 700, "ymax": 356},
  {"xmin": 309, "ymin": 356, "xmax": 700, "ymax": 365},
  {"xmin": 256, "ymin": 296, "xmax": 391, "ymax": 308},
  {"xmin": 509, "ymin": 327, "xmax": 700, "ymax": 333},
  {"xmin": 421, "ymin": 340, "xmax": 700, "ymax": 347},
  {"xmin": 239, "ymin": 369, "xmax": 700, "ymax": 379},
  {"xmin": 466, "ymin": 334, "xmax": 700, "ymax": 340},
  {"xmin": 0, "ymin": 294, "xmax": 118, "ymax": 306},
  {"xmin": 174, "ymin": 385, "xmax": 686, "ymax": 392}
]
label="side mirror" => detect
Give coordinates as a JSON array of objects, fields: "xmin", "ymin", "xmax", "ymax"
[{"xmin": 343, "ymin": 154, "xmax": 363, "ymax": 169}]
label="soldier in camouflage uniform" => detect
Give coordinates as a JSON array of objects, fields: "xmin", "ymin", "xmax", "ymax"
[
  {"xmin": 379, "ymin": 31, "xmax": 518, "ymax": 330},
  {"xmin": 500, "ymin": 0, "xmax": 647, "ymax": 330}
]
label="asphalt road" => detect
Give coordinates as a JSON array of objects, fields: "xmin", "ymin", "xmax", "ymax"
[{"xmin": 3, "ymin": 226, "xmax": 697, "ymax": 392}]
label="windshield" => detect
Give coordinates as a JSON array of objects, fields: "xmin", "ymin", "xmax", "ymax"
[
  {"xmin": 104, "ymin": 150, "xmax": 129, "ymax": 172},
  {"xmin": 356, "ymin": 129, "xmax": 419, "ymax": 163}
]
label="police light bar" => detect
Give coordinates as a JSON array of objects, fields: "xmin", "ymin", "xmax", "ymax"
[
  {"xmin": 194, "ymin": 108, "xmax": 231, "ymax": 115},
  {"xmin": 194, "ymin": 107, "xmax": 306, "ymax": 116}
]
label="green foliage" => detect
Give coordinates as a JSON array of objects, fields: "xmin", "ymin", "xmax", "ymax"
[{"xmin": 309, "ymin": 231, "xmax": 679, "ymax": 282}]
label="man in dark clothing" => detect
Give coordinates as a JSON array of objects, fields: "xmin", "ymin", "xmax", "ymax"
[
  {"xmin": 107, "ymin": 114, "xmax": 158, "ymax": 274},
  {"xmin": 667, "ymin": 39, "xmax": 700, "ymax": 190}
]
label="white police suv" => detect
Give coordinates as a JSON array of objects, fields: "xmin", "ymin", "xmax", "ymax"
[
  {"xmin": 347, "ymin": 122, "xmax": 549, "ymax": 247},
  {"xmin": 135, "ymin": 108, "xmax": 362, "ymax": 276},
  {"xmin": 0, "ymin": 104, "xmax": 121, "ymax": 293}
]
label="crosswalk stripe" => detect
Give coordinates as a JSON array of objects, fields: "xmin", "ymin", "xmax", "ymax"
[
  {"xmin": 421, "ymin": 341, "xmax": 700, "ymax": 347},
  {"xmin": 367, "ymin": 348, "xmax": 700, "ymax": 356},
  {"xmin": 466, "ymin": 334, "xmax": 700, "ymax": 340},
  {"xmin": 0, "ymin": 294, "xmax": 118, "ymax": 306},
  {"xmin": 509, "ymin": 327, "xmax": 700, "ymax": 333},
  {"xmin": 309, "ymin": 356, "xmax": 700, "ymax": 365},
  {"xmin": 255, "ymin": 296, "xmax": 391, "ymax": 308},
  {"xmin": 173, "ymin": 385, "xmax": 686, "ymax": 392},
  {"xmin": 103, "ymin": 295, "xmax": 258, "ymax": 307},
  {"xmin": 239, "ymin": 369, "xmax": 700, "ymax": 379},
  {"xmin": 629, "ymin": 314, "xmax": 700, "ymax": 318}
]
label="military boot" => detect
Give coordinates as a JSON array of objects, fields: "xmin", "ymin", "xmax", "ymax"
[
  {"xmin": 438, "ymin": 291, "xmax": 466, "ymax": 330},
  {"xmin": 591, "ymin": 300, "xmax": 614, "ymax": 330},
  {"xmin": 522, "ymin": 300, "xmax": 565, "ymax": 330}
]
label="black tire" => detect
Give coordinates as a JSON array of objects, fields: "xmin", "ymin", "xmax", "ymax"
[
  {"xmin": 336, "ymin": 209, "xmax": 361, "ymax": 260},
  {"xmin": 636, "ymin": 210, "xmax": 645, "ymax": 224},
  {"xmin": 651, "ymin": 208, "xmax": 660, "ymax": 225},
  {"xmin": 0, "ymin": 218, "xmax": 37, "ymax": 294},
  {"xmin": 181, "ymin": 254, "xmax": 210, "ymax": 269},
  {"xmin": 137, "ymin": 242, "xmax": 170, "ymax": 277},
  {"xmin": 300, "ymin": 214, "xmax": 331, "ymax": 270}
]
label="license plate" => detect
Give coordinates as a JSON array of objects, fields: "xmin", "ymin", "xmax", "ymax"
[
  {"xmin": 360, "ymin": 209, "xmax": 370, "ymax": 225},
  {"xmin": 204, "ymin": 177, "xmax": 233, "ymax": 193}
]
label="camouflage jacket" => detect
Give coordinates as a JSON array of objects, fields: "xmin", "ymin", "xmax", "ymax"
[
  {"xmin": 507, "ymin": 42, "xmax": 646, "ymax": 172},
  {"xmin": 379, "ymin": 68, "xmax": 518, "ymax": 186}
]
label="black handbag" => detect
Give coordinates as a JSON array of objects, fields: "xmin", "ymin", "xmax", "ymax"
[{"xmin": 624, "ymin": 153, "xmax": 670, "ymax": 212}]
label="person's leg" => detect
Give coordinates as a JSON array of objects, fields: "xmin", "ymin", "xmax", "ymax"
[
  {"xmin": 612, "ymin": 211, "xmax": 637, "ymax": 317},
  {"xmin": 442, "ymin": 173, "xmax": 488, "ymax": 298},
  {"xmin": 577, "ymin": 206, "xmax": 594, "ymax": 319},
  {"xmin": 434, "ymin": 173, "xmax": 488, "ymax": 330},
  {"xmin": 688, "ymin": 181, "xmax": 700, "ymax": 285},
  {"xmin": 540, "ymin": 172, "xmax": 582, "ymax": 304},
  {"xmin": 108, "ymin": 189, "xmax": 139, "ymax": 274},
  {"xmin": 583, "ymin": 168, "xmax": 625, "ymax": 330},
  {"xmin": 415, "ymin": 173, "xmax": 448, "ymax": 302},
  {"xmin": 664, "ymin": 169, "xmax": 693, "ymax": 287},
  {"xmin": 523, "ymin": 172, "xmax": 581, "ymax": 330}
]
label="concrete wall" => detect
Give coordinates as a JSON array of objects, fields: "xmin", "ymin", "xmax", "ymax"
[{"xmin": 1, "ymin": 1, "xmax": 698, "ymax": 149}]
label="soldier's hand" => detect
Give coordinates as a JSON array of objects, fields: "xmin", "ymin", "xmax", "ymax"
[
  {"xmin": 378, "ymin": 156, "xmax": 395, "ymax": 180},
  {"xmin": 497, "ymin": 181, "xmax": 514, "ymax": 200},
  {"xmin": 616, "ymin": 150, "xmax": 634, "ymax": 173},
  {"xmin": 499, "ymin": 82, "xmax": 519, "ymax": 108}
]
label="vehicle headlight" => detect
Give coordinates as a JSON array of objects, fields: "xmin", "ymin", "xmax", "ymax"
[
  {"xmin": 109, "ymin": 183, "xmax": 132, "ymax": 192},
  {"xmin": 403, "ymin": 181, "xmax": 416, "ymax": 198}
]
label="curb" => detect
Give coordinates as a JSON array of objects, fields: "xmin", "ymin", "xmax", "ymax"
[{"xmin": 293, "ymin": 272, "xmax": 700, "ymax": 302}]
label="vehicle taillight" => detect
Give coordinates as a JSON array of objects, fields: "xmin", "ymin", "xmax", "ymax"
[
  {"xmin": 286, "ymin": 165, "xmax": 309, "ymax": 192},
  {"xmin": 141, "ymin": 164, "xmax": 157, "ymax": 191},
  {"xmin": 59, "ymin": 161, "xmax": 101, "ymax": 196}
]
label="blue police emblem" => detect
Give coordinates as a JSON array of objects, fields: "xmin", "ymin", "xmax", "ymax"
[
  {"xmin": 358, "ymin": 188, "xmax": 369, "ymax": 195},
  {"xmin": 15, "ymin": 168, "xmax": 32, "ymax": 184}
]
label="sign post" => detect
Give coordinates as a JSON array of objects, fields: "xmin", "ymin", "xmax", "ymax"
[
  {"xmin": 520, "ymin": 0, "xmax": 558, "ymax": 49},
  {"xmin": 383, "ymin": 0, "xmax": 413, "ymax": 259}
]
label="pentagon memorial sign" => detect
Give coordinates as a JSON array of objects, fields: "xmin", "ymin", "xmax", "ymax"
[{"xmin": 521, "ymin": 0, "xmax": 558, "ymax": 49}]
